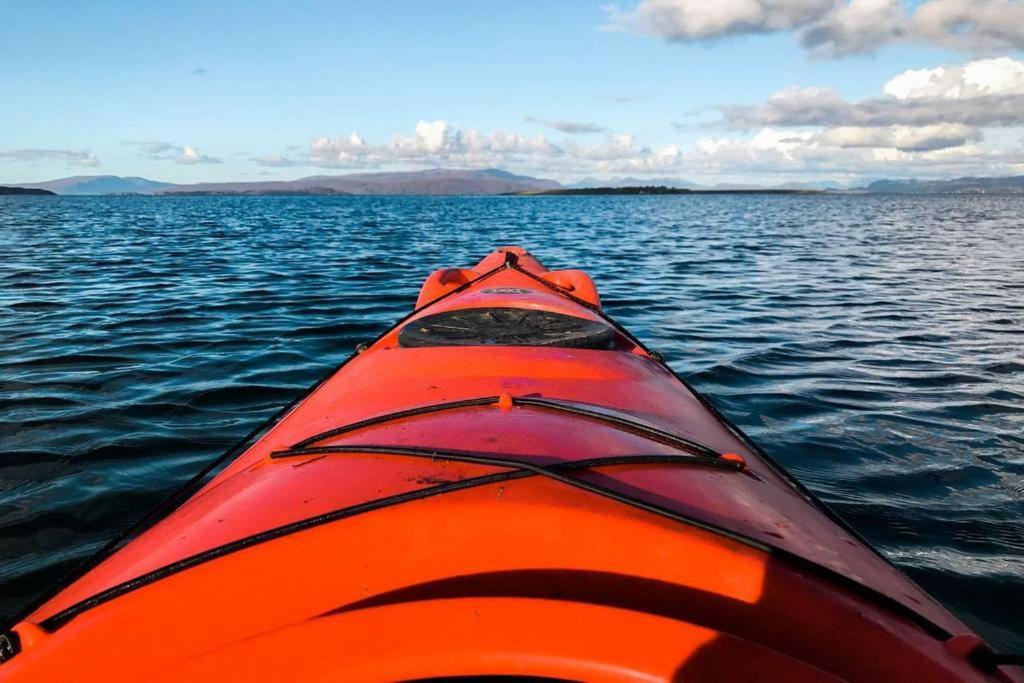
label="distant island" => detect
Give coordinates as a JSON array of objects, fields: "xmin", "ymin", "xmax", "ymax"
[
  {"xmin": 856, "ymin": 176, "xmax": 1024, "ymax": 194},
  {"xmin": 0, "ymin": 186, "xmax": 56, "ymax": 195},
  {"xmin": 513, "ymin": 185, "xmax": 820, "ymax": 196},
  {"xmin": 10, "ymin": 169, "xmax": 1024, "ymax": 196}
]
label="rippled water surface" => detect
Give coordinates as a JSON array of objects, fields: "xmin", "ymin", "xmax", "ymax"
[{"xmin": 1, "ymin": 194, "xmax": 1022, "ymax": 648}]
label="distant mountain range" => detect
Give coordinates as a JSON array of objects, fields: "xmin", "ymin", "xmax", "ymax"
[
  {"xmin": 20, "ymin": 175, "xmax": 175, "ymax": 195},
  {"xmin": 857, "ymin": 175, "xmax": 1024, "ymax": 194},
  {"xmin": 8, "ymin": 170, "xmax": 1024, "ymax": 196},
  {"xmin": 18, "ymin": 169, "xmax": 559, "ymax": 196},
  {"xmin": 525, "ymin": 186, "xmax": 817, "ymax": 196}
]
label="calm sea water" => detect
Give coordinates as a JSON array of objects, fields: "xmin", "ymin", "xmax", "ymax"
[{"xmin": 1, "ymin": 194, "xmax": 1022, "ymax": 648}]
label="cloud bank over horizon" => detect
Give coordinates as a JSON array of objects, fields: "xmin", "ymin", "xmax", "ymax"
[
  {"xmin": 221, "ymin": 56, "xmax": 1024, "ymax": 184},
  {"xmin": 3, "ymin": 2, "xmax": 1024, "ymax": 186}
]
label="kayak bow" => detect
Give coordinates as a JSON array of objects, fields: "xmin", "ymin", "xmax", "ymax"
[{"xmin": 3, "ymin": 247, "xmax": 1019, "ymax": 682}]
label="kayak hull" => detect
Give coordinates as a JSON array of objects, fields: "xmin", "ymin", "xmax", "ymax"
[{"xmin": 3, "ymin": 247, "xmax": 1018, "ymax": 682}]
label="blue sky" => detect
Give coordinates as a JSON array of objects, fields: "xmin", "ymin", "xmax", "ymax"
[{"xmin": 2, "ymin": 0, "xmax": 1023, "ymax": 185}]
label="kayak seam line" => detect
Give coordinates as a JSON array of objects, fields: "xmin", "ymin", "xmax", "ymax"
[
  {"xmin": 515, "ymin": 397, "xmax": 721, "ymax": 458},
  {"xmin": 8, "ymin": 261, "xmax": 511, "ymax": 633},
  {"xmin": 38, "ymin": 453, "xmax": 950, "ymax": 641},
  {"xmin": 291, "ymin": 397, "xmax": 497, "ymax": 449}
]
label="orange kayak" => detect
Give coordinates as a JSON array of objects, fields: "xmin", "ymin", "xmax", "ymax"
[{"xmin": 2, "ymin": 247, "xmax": 1020, "ymax": 682}]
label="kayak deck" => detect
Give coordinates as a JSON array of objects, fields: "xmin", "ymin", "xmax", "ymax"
[{"xmin": 2, "ymin": 247, "xmax": 1018, "ymax": 682}]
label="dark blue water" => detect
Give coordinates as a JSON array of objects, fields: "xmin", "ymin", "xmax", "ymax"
[{"xmin": 1, "ymin": 194, "xmax": 1022, "ymax": 648}]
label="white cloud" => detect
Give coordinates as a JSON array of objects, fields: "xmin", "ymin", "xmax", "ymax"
[
  {"xmin": 721, "ymin": 57, "xmax": 1024, "ymax": 129},
  {"xmin": 813, "ymin": 123, "xmax": 982, "ymax": 151},
  {"xmin": 251, "ymin": 74, "xmax": 1024, "ymax": 186},
  {"xmin": 686, "ymin": 55, "xmax": 1024, "ymax": 180},
  {"xmin": 391, "ymin": 120, "xmax": 463, "ymax": 155},
  {"xmin": 691, "ymin": 127, "xmax": 1023, "ymax": 179},
  {"xmin": 310, "ymin": 133, "xmax": 369, "ymax": 163},
  {"xmin": 724, "ymin": 86, "xmax": 855, "ymax": 127},
  {"xmin": 0, "ymin": 148, "xmax": 99, "ymax": 167},
  {"xmin": 124, "ymin": 140, "xmax": 221, "ymax": 165},
  {"xmin": 883, "ymin": 57, "xmax": 1024, "ymax": 99},
  {"xmin": 280, "ymin": 120, "xmax": 694, "ymax": 179},
  {"xmin": 607, "ymin": 0, "xmax": 1024, "ymax": 57},
  {"xmin": 250, "ymin": 154, "xmax": 303, "ymax": 168},
  {"xmin": 693, "ymin": 128, "xmax": 816, "ymax": 171},
  {"xmin": 525, "ymin": 117, "xmax": 606, "ymax": 134},
  {"xmin": 910, "ymin": 0, "xmax": 1024, "ymax": 51},
  {"xmin": 572, "ymin": 132, "xmax": 641, "ymax": 160},
  {"xmin": 307, "ymin": 121, "xmax": 563, "ymax": 169},
  {"xmin": 132, "ymin": 141, "xmax": 177, "ymax": 156},
  {"xmin": 800, "ymin": 0, "xmax": 906, "ymax": 57},
  {"xmin": 607, "ymin": 0, "xmax": 834, "ymax": 40},
  {"xmin": 177, "ymin": 144, "xmax": 221, "ymax": 165}
]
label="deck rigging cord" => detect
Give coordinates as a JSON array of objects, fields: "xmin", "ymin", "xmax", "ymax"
[{"xmin": 291, "ymin": 394, "xmax": 725, "ymax": 459}]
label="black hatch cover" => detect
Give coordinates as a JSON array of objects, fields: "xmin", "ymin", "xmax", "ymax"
[{"xmin": 398, "ymin": 307, "xmax": 616, "ymax": 349}]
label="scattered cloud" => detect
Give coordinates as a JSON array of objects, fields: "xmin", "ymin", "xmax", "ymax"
[
  {"xmin": 5, "ymin": 113, "xmax": 986, "ymax": 189},
  {"xmin": 272, "ymin": 120, "xmax": 686, "ymax": 178},
  {"xmin": 190, "ymin": 68, "xmax": 211, "ymax": 76},
  {"xmin": 910, "ymin": 0, "xmax": 1024, "ymax": 52},
  {"xmin": 683, "ymin": 55, "xmax": 1024, "ymax": 181},
  {"xmin": 236, "ymin": 87, "xmax": 1024, "ymax": 184},
  {"xmin": 718, "ymin": 57, "xmax": 1024, "ymax": 131},
  {"xmin": 0, "ymin": 148, "xmax": 99, "ymax": 167},
  {"xmin": 129, "ymin": 141, "xmax": 177, "ymax": 157},
  {"xmin": 231, "ymin": 57, "xmax": 1024, "ymax": 184},
  {"xmin": 883, "ymin": 56, "xmax": 1024, "ymax": 99},
  {"xmin": 606, "ymin": 0, "xmax": 1024, "ymax": 57},
  {"xmin": 689, "ymin": 127, "xmax": 1023, "ymax": 180},
  {"xmin": 250, "ymin": 154, "xmax": 304, "ymax": 168},
  {"xmin": 607, "ymin": 0, "xmax": 834, "ymax": 42},
  {"xmin": 307, "ymin": 121, "xmax": 563, "ymax": 168},
  {"xmin": 812, "ymin": 123, "xmax": 982, "ymax": 152},
  {"xmin": 176, "ymin": 144, "xmax": 221, "ymax": 165},
  {"xmin": 799, "ymin": 0, "xmax": 906, "ymax": 57},
  {"xmin": 309, "ymin": 132, "xmax": 370, "ymax": 164},
  {"xmin": 525, "ymin": 117, "xmax": 606, "ymax": 134},
  {"xmin": 124, "ymin": 140, "xmax": 222, "ymax": 164}
]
